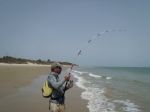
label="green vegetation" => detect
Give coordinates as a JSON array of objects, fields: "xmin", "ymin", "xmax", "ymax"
[{"xmin": 0, "ymin": 56, "xmax": 76, "ymax": 66}]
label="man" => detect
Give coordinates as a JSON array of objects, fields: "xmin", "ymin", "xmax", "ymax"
[{"xmin": 48, "ymin": 62, "xmax": 73, "ymax": 112}]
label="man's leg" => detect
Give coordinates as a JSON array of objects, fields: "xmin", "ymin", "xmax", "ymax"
[
  {"xmin": 49, "ymin": 102, "xmax": 59, "ymax": 112},
  {"xmin": 49, "ymin": 102, "xmax": 65, "ymax": 112},
  {"xmin": 58, "ymin": 104, "xmax": 65, "ymax": 112}
]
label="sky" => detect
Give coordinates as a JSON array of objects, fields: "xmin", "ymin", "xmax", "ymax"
[{"xmin": 0, "ymin": 0, "xmax": 150, "ymax": 67}]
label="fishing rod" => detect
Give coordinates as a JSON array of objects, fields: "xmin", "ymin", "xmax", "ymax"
[
  {"xmin": 64, "ymin": 28, "xmax": 126, "ymax": 88},
  {"xmin": 67, "ymin": 28, "xmax": 126, "ymax": 73}
]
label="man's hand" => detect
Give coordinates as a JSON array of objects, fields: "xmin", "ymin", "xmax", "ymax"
[
  {"xmin": 64, "ymin": 74, "xmax": 70, "ymax": 81},
  {"xmin": 65, "ymin": 80, "xmax": 73, "ymax": 90}
]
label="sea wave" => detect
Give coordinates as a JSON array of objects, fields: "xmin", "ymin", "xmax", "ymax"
[
  {"xmin": 89, "ymin": 73, "xmax": 102, "ymax": 78},
  {"xmin": 72, "ymin": 73, "xmax": 90, "ymax": 90},
  {"xmin": 72, "ymin": 70, "xmax": 140, "ymax": 112},
  {"xmin": 73, "ymin": 71, "xmax": 116, "ymax": 112},
  {"xmin": 72, "ymin": 70, "xmax": 87, "ymax": 75},
  {"xmin": 106, "ymin": 76, "xmax": 112, "ymax": 80},
  {"xmin": 81, "ymin": 87, "xmax": 116, "ymax": 112},
  {"xmin": 113, "ymin": 100, "xmax": 140, "ymax": 112}
]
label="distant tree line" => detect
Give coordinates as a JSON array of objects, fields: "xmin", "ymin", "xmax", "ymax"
[{"xmin": 0, "ymin": 56, "xmax": 76, "ymax": 66}]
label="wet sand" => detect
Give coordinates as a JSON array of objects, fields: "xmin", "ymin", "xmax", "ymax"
[
  {"xmin": 0, "ymin": 64, "xmax": 50, "ymax": 97},
  {"xmin": 0, "ymin": 64, "xmax": 88, "ymax": 112}
]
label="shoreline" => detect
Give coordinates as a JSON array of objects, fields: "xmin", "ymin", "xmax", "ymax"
[
  {"xmin": 0, "ymin": 62, "xmax": 50, "ymax": 66},
  {"xmin": 0, "ymin": 62, "xmax": 73, "ymax": 67},
  {"xmin": 0, "ymin": 62, "xmax": 73, "ymax": 69},
  {"xmin": 65, "ymin": 78, "xmax": 89, "ymax": 112}
]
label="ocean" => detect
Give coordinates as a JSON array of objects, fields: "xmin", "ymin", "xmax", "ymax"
[{"xmin": 71, "ymin": 67, "xmax": 150, "ymax": 112}]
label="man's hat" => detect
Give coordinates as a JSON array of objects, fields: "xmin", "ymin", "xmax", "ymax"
[{"xmin": 51, "ymin": 62, "xmax": 62, "ymax": 69}]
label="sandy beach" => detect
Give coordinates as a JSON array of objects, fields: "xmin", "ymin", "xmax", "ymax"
[
  {"xmin": 0, "ymin": 63, "xmax": 88, "ymax": 112},
  {"xmin": 0, "ymin": 63, "xmax": 50, "ymax": 97}
]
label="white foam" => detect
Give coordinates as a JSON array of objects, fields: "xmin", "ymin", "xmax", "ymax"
[
  {"xmin": 72, "ymin": 73, "xmax": 89, "ymax": 90},
  {"xmin": 72, "ymin": 70, "xmax": 87, "ymax": 75},
  {"xmin": 106, "ymin": 77, "xmax": 112, "ymax": 80},
  {"xmin": 73, "ymin": 70, "xmax": 140, "ymax": 112},
  {"xmin": 81, "ymin": 87, "xmax": 116, "ymax": 112},
  {"xmin": 89, "ymin": 73, "xmax": 102, "ymax": 78},
  {"xmin": 113, "ymin": 100, "xmax": 140, "ymax": 112},
  {"xmin": 73, "ymin": 72, "xmax": 116, "ymax": 112}
]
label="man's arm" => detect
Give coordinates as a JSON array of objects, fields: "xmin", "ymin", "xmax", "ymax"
[
  {"xmin": 58, "ymin": 81, "xmax": 73, "ymax": 95},
  {"xmin": 47, "ymin": 75, "xmax": 65, "ymax": 90}
]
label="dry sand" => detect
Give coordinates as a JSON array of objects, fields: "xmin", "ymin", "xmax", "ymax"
[{"xmin": 0, "ymin": 64, "xmax": 88, "ymax": 112}]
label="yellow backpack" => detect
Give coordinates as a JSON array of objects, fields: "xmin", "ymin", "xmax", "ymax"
[{"xmin": 41, "ymin": 80, "xmax": 53, "ymax": 98}]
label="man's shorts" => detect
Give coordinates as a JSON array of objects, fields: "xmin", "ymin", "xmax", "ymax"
[{"xmin": 49, "ymin": 102, "xmax": 65, "ymax": 112}]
